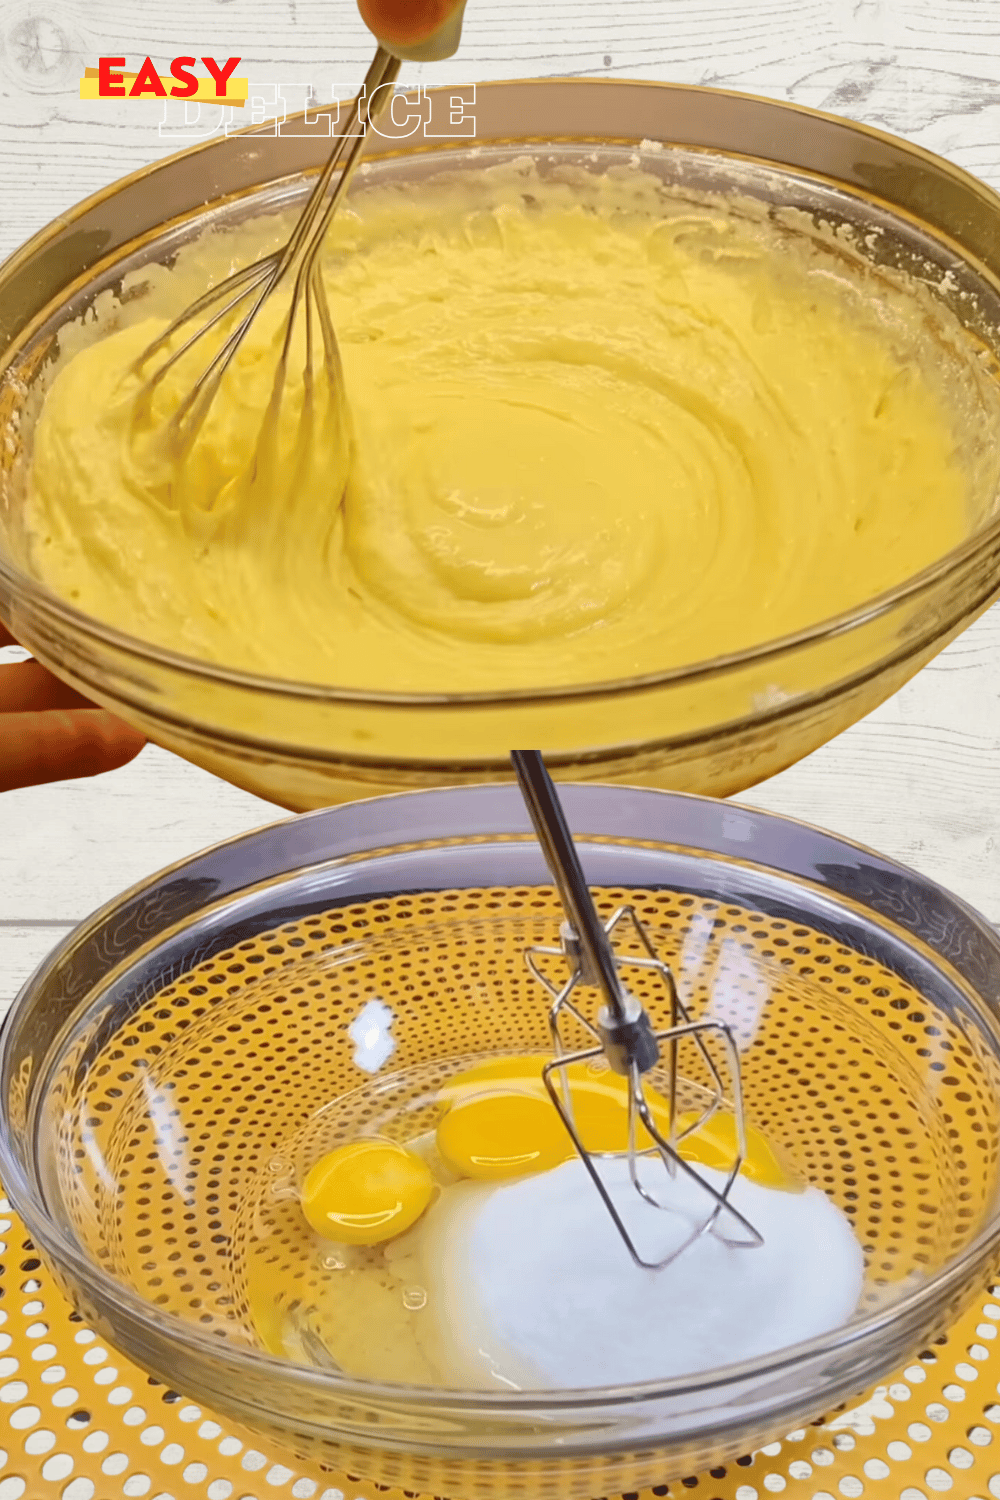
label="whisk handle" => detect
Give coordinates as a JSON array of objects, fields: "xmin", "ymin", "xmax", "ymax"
[{"xmin": 358, "ymin": 0, "xmax": 468, "ymax": 60}]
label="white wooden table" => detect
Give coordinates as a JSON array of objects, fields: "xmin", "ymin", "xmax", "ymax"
[{"xmin": 1, "ymin": 0, "xmax": 998, "ymax": 1013}]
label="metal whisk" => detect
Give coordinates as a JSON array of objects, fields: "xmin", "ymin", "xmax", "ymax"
[
  {"xmin": 130, "ymin": 45, "xmax": 401, "ymax": 453},
  {"xmin": 510, "ymin": 751, "xmax": 764, "ymax": 1270}
]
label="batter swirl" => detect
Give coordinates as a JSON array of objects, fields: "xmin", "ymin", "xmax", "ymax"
[{"xmin": 26, "ymin": 164, "xmax": 980, "ymax": 692}]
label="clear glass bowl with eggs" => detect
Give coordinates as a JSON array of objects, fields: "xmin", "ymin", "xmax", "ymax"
[
  {"xmin": 2, "ymin": 81, "xmax": 1000, "ymax": 809},
  {"xmin": 3, "ymin": 783, "xmax": 1000, "ymax": 1499}
]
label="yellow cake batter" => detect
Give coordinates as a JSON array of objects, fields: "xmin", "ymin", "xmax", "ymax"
[{"xmin": 24, "ymin": 163, "xmax": 987, "ymax": 692}]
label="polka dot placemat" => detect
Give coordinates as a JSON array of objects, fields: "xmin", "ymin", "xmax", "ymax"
[{"xmin": 4, "ymin": 1192, "xmax": 1000, "ymax": 1500}]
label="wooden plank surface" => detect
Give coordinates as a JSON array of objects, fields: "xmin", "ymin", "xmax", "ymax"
[{"xmin": 1, "ymin": 0, "xmax": 998, "ymax": 1011}]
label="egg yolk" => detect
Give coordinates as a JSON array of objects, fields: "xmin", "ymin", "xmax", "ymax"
[
  {"xmin": 301, "ymin": 1139, "xmax": 434, "ymax": 1245},
  {"xmin": 435, "ymin": 1055, "xmax": 798, "ymax": 1190},
  {"xmin": 437, "ymin": 1090, "xmax": 574, "ymax": 1180},
  {"xmin": 674, "ymin": 1108, "xmax": 795, "ymax": 1191}
]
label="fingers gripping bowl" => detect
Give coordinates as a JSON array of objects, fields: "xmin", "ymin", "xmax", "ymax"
[
  {"xmin": 3, "ymin": 785, "xmax": 1000, "ymax": 1498},
  {"xmin": 3, "ymin": 83, "xmax": 1000, "ymax": 809}
]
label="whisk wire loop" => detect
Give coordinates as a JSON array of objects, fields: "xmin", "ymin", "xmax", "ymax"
[
  {"xmin": 538, "ymin": 1035, "xmax": 764, "ymax": 1271},
  {"xmin": 131, "ymin": 46, "xmax": 401, "ymax": 453}
]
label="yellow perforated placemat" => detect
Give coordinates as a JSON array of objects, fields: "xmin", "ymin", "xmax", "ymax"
[
  {"xmin": 5, "ymin": 886, "xmax": 1000, "ymax": 1499},
  {"xmin": 2, "ymin": 1195, "xmax": 1000, "ymax": 1500}
]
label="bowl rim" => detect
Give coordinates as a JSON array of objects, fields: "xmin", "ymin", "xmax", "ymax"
[
  {"xmin": 2, "ymin": 781, "xmax": 1000, "ymax": 1418},
  {"xmin": 3, "ymin": 77, "xmax": 1000, "ymax": 708}
]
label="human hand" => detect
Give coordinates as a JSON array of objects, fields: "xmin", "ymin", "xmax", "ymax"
[
  {"xmin": 0, "ymin": 623, "xmax": 146, "ymax": 792},
  {"xmin": 358, "ymin": 0, "xmax": 467, "ymax": 59}
]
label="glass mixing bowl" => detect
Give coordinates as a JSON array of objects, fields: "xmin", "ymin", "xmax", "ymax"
[
  {"xmin": 2, "ymin": 784, "xmax": 1000, "ymax": 1499},
  {"xmin": 3, "ymin": 82, "xmax": 1000, "ymax": 810}
]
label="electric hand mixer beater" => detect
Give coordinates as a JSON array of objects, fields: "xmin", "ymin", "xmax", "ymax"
[{"xmin": 511, "ymin": 751, "xmax": 764, "ymax": 1270}]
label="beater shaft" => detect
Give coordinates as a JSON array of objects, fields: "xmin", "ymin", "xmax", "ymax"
[{"xmin": 511, "ymin": 750, "xmax": 659, "ymax": 1077}]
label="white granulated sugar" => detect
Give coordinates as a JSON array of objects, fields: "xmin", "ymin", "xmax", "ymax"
[{"xmin": 420, "ymin": 1157, "xmax": 864, "ymax": 1391}]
